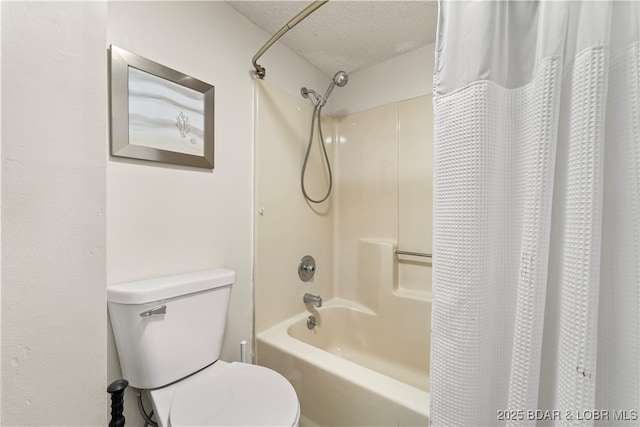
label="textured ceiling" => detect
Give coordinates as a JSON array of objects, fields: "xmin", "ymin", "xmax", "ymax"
[{"xmin": 228, "ymin": 0, "xmax": 438, "ymax": 77}]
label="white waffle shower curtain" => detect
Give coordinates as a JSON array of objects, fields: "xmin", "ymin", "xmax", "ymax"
[{"xmin": 431, "ymin": 2, "xmax": 640, "ymax": 425}]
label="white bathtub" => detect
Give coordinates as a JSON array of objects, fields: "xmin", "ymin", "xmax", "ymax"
[{"xmin": 256, "ymin": 298, "xmax": 430, "ymax": 426}]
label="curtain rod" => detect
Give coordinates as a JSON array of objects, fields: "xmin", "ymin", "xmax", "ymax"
[{"xmin": 252, "ymin": 0, "xmax": 329, "ymax": 79}]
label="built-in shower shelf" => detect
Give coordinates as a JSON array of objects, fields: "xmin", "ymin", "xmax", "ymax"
[{"xmin": 393, "ymin": 288, "xmax": 431, "ymax": 303}]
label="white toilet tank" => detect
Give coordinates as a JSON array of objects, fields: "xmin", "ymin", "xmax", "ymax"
[{"xmin": 107, "ymin": 269, "xmax": 235, "ymax": 389}]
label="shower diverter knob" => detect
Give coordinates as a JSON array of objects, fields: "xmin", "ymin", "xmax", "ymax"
[{"xmin": 298, "ymin": 255, "xmax": 316, "ymax": 282}]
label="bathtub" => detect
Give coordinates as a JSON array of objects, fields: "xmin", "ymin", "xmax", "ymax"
[{"xmin": 256, "ymin": 298, "xmax": 430, "ymax": 426}]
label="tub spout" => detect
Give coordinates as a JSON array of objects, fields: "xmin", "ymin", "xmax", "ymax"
[{"xmin": 303, "ymin": 293, "xmax": 322, "ymax": 307}]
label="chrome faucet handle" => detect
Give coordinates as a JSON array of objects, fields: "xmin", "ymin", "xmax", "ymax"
[{"xmin": 298, "ymin": 255, "xmax": 316, "ymax": 282}]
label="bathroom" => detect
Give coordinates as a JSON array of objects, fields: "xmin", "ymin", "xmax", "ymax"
[
  {"xmin": 2, "ymin": 1, "xmax": 433, "ymax": 425},
  {"xmin": 3, "ymin": 1, "xmax": 639, "ymax": 426}
]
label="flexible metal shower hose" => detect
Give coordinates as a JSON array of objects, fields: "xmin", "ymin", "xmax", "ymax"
[{"xmin": 301, "ymin": 103, "xmax": 333, "ymax": 204}]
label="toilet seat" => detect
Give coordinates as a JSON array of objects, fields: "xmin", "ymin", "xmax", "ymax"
[{"xmin": 167, "ymin": 362, "xmax": 299, "ymax": 427}]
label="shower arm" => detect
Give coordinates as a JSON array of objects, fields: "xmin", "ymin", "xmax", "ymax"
[{"xmin": 252, "ymin": 0, "xmax": 329, "ymax": 79}]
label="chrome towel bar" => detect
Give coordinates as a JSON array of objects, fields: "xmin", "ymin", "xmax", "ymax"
[{"xmin": 394, "ymin": 250, "xmax": 432, "ymax": 259}]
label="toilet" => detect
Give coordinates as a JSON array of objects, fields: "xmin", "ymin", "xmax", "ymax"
[{"xmin": 107, "ymin": 268, "xmax": 300, "ymax": 426}]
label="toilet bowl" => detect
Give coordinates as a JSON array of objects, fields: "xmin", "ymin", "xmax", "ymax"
[
  {"xmin": 107, "ymin": 269, "xmax": 300, "ymax": 426},
  {"xmin": 150, "ymin": 361, "xmax": 299, "ymax": 427}
]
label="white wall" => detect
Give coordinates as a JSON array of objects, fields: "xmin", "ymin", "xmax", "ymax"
[
  {"xmin": 107, "ymin": 2, "xmax": 327, "ymax": 425},
  {"xmin": 1, "ymin": 2, "xmax": 107, "ymax": 425},
  {"xmin": 1, "ymin": 2, "xmax": 4, "ymax": 421},
  {"xmin": 107, "ymin": 1, "xmax": 256, "ymax": 368},
  {"xmin": 334, "ymin": 44, "xmax": 435, "ymax": 116}
]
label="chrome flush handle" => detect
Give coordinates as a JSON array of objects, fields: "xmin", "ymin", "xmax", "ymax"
[{"xmin": 139, "ymin": 305, "xmax": 167, "ymax": 318}]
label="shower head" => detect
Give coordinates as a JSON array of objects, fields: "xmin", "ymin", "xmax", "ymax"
[
  {"xmin": 333, "ymin": 71, "xmax": 349, "ymax": 87},
  {"xmin": 320, "ymin": 71, "xmax": 349, "ymax": 107}
]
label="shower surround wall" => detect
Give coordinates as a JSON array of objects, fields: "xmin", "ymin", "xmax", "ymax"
[
  {"xmin": 255, "ymin": 45, "xmax": 435, "ymax": 337},
  {"xmin": 254, "ymin": 84, "xmax": 432, "ymax": 326},
  {"xmin": 254, "ymin": 80, "xmax": 335, "ymax": 333},
  {"xmin": 334, "ymin": 94, "xmax": 433, "ymax": 303},
  {"xmin": 254, "ymin": 80, "xmax": 433, "ymax": 424}
]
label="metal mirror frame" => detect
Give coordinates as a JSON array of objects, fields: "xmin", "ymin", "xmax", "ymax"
[{"xmin": 109, "ymin": 45, "xmax": 215, "ymax": 169}]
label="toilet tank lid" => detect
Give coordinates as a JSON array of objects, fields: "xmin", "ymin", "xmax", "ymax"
[{"xmin": 107, "ymin": 269, "xmax": 235, "ymax": 304}]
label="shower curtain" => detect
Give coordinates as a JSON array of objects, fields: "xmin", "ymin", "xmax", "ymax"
[{"xmin": 431, "ymin": 2, "xmax": 640, "ymax": 426}]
